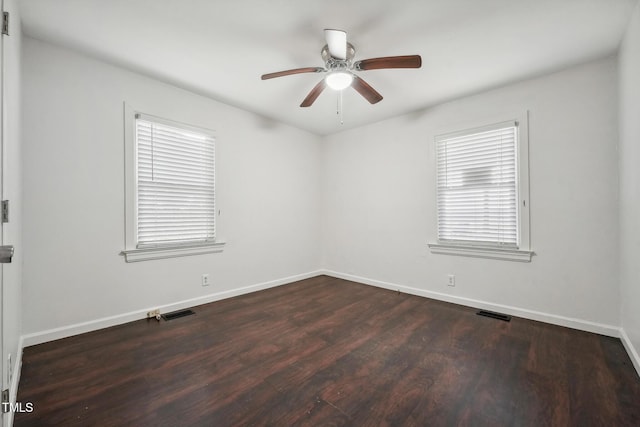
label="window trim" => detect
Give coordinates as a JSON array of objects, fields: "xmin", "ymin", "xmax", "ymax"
[
  {"xmin": 428, "ymin": 111, "xmax": 533, "ymax": 262},
  {"xmin": 121, "ymin": 103, "xmax": 225, "ymax": 262}
]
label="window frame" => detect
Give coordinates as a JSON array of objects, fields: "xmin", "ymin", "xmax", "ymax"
[
  {"xmin": 121, "ymin": 103, "xmax": 225, "ymax": 262},
  {"xmin": 428, "ymin": 112, "xmax": 533, "ymax": 262}
]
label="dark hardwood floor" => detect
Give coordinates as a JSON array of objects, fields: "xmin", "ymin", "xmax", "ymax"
[{"xmin": 15, "ymin": 275, "xmax": 640, "ymax": 426}]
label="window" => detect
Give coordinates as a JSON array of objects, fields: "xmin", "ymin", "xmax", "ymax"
[
  {"xmin": 122, "ymin": 106, "xmax": 224, "ymax": 262},
  {"xmin": 428, "ymin": 116, "xmax": 532, "ymax": 262}
]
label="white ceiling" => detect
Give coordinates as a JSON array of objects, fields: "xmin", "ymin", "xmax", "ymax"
[{"xmin": 20, "ymin": 0, "xmax": 637, "ymax": 135}]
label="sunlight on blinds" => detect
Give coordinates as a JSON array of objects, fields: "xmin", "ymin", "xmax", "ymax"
[
  {"xmin": 136, "ymin": 117, "xmax": 215, "ymax": 247},
  {"xmin": 437, "ymin": 123, "xmax": 519, "ymax": 247}
]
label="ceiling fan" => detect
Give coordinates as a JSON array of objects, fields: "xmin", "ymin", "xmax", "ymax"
[{"xmin": 261, "ymin": 29, "xmax": 422, "ymax": 107}]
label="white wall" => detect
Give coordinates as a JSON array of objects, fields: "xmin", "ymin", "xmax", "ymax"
[
  {"xmin": 21, "ymin": 38, "xmax": 321, "ymax": 339},
  {"xmin": 19, "ymin": 31, "xmax": 627, "ymax": 351},
  {"xmin": 3, "ymin": 0, "xmax": 23, "ymax": 414},
  {"xmin": 322, "ymin": 57, "xmax": 620, "ymax": 332},
  {"xmin": 619, "ymin": 1, "xmax": 640, "ymax": 371}
]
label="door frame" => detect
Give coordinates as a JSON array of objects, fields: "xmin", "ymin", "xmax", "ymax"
[{"xmin": 0, "ymin": 0, "xmax": 6, "ymax": 422}]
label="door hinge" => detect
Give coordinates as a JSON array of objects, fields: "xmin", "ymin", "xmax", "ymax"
[
  {"xmin": 1, "ymin": 389, "xmax": 9, "ymax": 413},
  {"xmin": 2, "ymin": 12, "xmax": 8, "ymax": 36},
  {"xmin": 1, "ymin": 200, "xmax": 8, "ymax": 223}
]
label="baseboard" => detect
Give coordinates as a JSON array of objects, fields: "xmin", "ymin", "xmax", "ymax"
[
  {"xmin": 21, "ymin": 270, "xmax": 323, "ymax": 347},
  {"xmin": 620, "ymin": 328, "xmax": 640, "ymax": 378},
  {"xmin": 6, "ymin": 336, "xmax": 24, "ymax": 427},
  {"xmin": 321, "ymin": 270, "xmax": 620, "ymax": 338}
]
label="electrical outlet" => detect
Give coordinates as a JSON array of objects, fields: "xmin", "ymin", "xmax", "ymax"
[
  {"xmin": 448, "ymin": 274, "xmax": 456, "ymax": 287},
  {"xmin": 147, "ymin": 309, "xmax": 160, "ymax": 319},
  {"xmin": 202, "ymin": 274, "xmax": 210, "ymax": 286}
]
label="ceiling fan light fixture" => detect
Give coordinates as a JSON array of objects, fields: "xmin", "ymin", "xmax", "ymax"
[
  {"xmin": 261, "ymin": 28, "xmax": 421, "ymax": 108},
  {"xmin": 325, "ymin": 71, "xmax": 353, "ymax": 91}
]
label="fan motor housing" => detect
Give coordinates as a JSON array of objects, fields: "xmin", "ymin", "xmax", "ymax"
[{"xmin": 321, "ymin": 42, "xmax": 356, "ymax": 70}]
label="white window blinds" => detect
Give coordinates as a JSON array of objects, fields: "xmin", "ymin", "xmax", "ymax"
[
  {"xmin": 135, "ymin": 115, "xmax": 215, "ymax": 248},
  {"xmin": 436, "ymin": 122, "xmax": 519, "ymax": 247}
]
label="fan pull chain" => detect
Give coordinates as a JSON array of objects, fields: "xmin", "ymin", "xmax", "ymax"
[{"xmin": 337, "ymin": 91, "xmax": 344, "ymax": 125}]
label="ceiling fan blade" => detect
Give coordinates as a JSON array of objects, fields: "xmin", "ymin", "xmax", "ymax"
[
  {"xmin": 300, "ymin": 79, "xmax": 327, "ymax": 107},
  {"xmin": 261, "ymin": 67, "xmax": 325, "ymax": 80},
  {"xmin": 354, "ymin": 55, "xmax": 422, "ymax": 71},
  {"xmin": 351, "ymin": 76, "xmax": 383, "ymax": 104},
  {"xmin": 324, "ymin": 29, "xmax": 347, "ymax": 60}
]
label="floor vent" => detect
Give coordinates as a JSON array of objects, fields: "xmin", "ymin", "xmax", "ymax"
[
  {"xmin": 161, "ymin": 309, "xmax": 195, "ymax": 321},
  {"xmin": 477, "ymin": 310, "xmax": 511, "ymax": 322}
]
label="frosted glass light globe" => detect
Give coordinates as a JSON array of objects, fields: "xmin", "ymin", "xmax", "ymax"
[{"xmin": 325, "ymin": 71, "xmax": 353, "ymax": 90}]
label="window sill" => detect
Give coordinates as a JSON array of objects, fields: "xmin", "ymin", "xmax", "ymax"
[
  {"xmin": 428, "ymin": 243, "xmax": 533, "ymax": 262},
  {"xmin": 121, "ymin": 241, "xmax": 226, "ymax": 263}
]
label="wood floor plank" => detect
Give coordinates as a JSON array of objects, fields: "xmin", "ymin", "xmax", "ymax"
[{"xmin": 15, "ymin": 276, "xmax": 640, "ymax": 426}]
